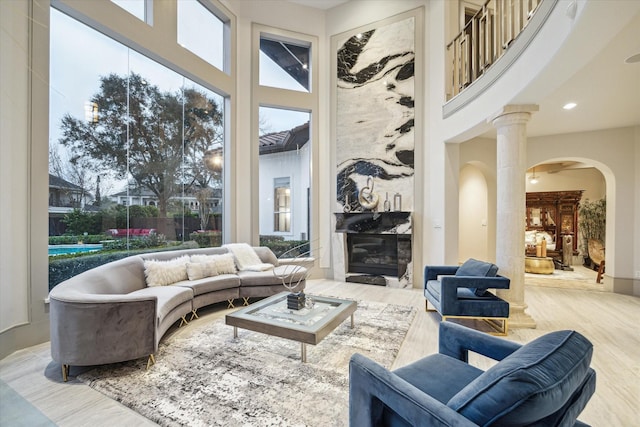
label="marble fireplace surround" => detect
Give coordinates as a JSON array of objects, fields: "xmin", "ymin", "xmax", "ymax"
[{"xmin": 332, "ymin": 212, "xmax": 412, "ymax": 288}]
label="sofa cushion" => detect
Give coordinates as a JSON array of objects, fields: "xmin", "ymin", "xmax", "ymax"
[
  {"xmin": 456, "ymin": 259, "xmax": 498, "ymax": 296},
  {"xmin": 238, "ymin": 265, "xmax": 307, "ymax": 287},
  {"xmin": 253, "ymin": 246, "xmax": 279, "ymax": 266},
  {"xmin": 447, "ymin": 330, "xmax": 593, "ymax": 426},
  {"xmin": 143, "ymin": 256, "xmax": 189, "ymax": 287},
  {"xmin": 394, "ymin": 353, "xmax": 484, "ymax": 404},
  {"xmin": 174, "ymin": 274, "xmax": 240, "ymax": 296},
  {"xmin": 186, "ymin": 261, "xmax": 218, "ymax": 280},
  {"xmin": 130, "ymin": 285, "xmax": 193, "ymax": 324}
]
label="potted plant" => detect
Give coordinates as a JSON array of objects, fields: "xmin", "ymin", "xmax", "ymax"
[{"xmin": 578, "ymin": 198, "xmax": 606, "ymax": 268}]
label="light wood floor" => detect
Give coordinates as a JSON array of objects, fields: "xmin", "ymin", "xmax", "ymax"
[{"xmin": 1, "ymin": 268, "xmax": 638, "ymax": 426}]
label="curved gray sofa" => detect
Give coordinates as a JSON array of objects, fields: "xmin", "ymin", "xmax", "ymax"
[{"xmin": 49, "ymin": 246, "xmax": 306, "ymax": 381}]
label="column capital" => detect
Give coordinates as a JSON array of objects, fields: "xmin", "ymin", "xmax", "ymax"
[{"xmin": 488, "ymin": 104, "xmax": 539, "ymax": 128}]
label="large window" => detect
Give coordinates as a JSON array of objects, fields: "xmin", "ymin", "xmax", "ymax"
[
  {"xmin": 258, "ymin": 106, "xmax": 310, "ymax": 243},
  {"xmin": 111, "ymin": 0, "xmax": 147, "ymax": 21},
  {"xmin": 256, "ymin": 29, "xmax": 314, "ymax": 256},
  {"xmin": 259, "ymin": 35, "xmax": 310, "ymax": 92},
  {"xmin": 48, "ymin": 6, "xmax": 226, "ymax": 290},
  {"xmin": 177, "ymin": 0, "xmax": 225, "ymax": 71}
]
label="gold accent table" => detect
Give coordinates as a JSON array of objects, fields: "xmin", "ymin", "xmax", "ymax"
[
  {"xmin": 225, "ymin": 292, "xmax": 357, "ymax": 362},
  {"xmin": 525, "ymin": 256, "xmax": 554, "ymax": 274}
]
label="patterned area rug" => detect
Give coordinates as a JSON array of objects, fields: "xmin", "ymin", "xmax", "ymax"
[{"xmin": 79, "ymin": 300, "xmax": 416, "ymax": 427}]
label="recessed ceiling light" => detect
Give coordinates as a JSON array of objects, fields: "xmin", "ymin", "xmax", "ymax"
[{"xmin": 563, "ymin": 102, "xmax": 577, "ymax": 110}]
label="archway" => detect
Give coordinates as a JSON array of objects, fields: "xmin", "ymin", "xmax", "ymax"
[
  {"xmin": 525, "ymin": 157, "xmax": 610, "ymax": 286},
  {"xmin": 458, "ymin": 161, "xmax": 496, "ymax": 263}
]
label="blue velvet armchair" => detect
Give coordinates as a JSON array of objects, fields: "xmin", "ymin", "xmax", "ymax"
[
  {"xmin": 349, "ymin": 322, "xmax": 596, "ymax": 427},
  {"xmin": 424, "ymin": 259, "xmax": 510, "ymax": 335}
]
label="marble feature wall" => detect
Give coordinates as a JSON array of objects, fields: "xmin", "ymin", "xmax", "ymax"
[{"xmin": 335, "ymin": 16, "xmax": 415, "ymax": 213}]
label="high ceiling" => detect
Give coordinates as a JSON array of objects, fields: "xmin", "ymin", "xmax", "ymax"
[
  {"xmin": 523, "ymin": 8, "xmax": 640, "ymax": 138},
  {"xmin": 287, "ymin": 0, "xmax": 349, "ymax": 10},
  {"xmin": 286, "ymin": 1, "xmax": 639, "ymax": 141}
]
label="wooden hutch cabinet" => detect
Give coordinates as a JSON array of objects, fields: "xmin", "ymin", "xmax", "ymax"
[{"xmin": 525, "ymin": 190, "xmax": 583, "ymax": 258}]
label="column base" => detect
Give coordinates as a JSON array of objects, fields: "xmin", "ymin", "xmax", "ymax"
[{"xmin": 509, "ymin": 303, "xmax": 537, "ymax": 329}]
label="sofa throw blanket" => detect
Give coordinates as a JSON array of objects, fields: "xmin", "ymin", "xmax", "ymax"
[{"xmin": 224, "ymin": 243, "xmax": 274, "ymax": 271}]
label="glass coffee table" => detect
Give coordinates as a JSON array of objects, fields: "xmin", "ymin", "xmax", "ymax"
[{"xmin": 225, "ymin": 292, "xmax": 357, "ymax": 362}]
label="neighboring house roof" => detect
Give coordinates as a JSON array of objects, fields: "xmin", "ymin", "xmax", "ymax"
[
  {"xmin": 110, "ymin": 187, "xmax": 157, "ymax": 198},
  {"xmin": 110, "ymin": 186, "xmax": 222, "ymax": 199},
  {"xmin": 259, "ymin": 121, "xmax": 309, "ymax": 155},
  {"xmin": 49, "ymin": 174, "xmax": 84, "ymax": 191}
]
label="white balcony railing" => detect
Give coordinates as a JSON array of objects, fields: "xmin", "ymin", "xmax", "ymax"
[{"xmin": 446, "ymin": 0, "xmax": 543, "ymax": 100}]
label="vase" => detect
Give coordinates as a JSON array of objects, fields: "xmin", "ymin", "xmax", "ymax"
[
  {"xmin": 383, "ymin": 192, "xmax": 391, "ymax": 212},
  {"xmin": 393, "ymin": 193, "xmax": 402, "ymax": 211}
]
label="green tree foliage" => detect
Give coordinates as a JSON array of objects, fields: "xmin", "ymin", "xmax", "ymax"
[
  {"xmin": 62, "ymin": 209, "xmax": 101, "ymax": 235},
  {"xmin": 58, "ymin": 72, "xmax": 223, "ymax": 217}
]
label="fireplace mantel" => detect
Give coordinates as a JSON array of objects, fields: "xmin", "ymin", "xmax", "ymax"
[{"xmin": 334, "ymin": 212, "xmax": 411, "ymax": 234}]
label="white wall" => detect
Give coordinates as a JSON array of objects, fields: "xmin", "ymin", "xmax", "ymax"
[
  {"xmin": 0, "ymin": 0, "xmax": 51, "ymax": 358},
  {"xmin": 258, "ymin": 145, "xmax": 311, "ymax": 240},
  {"xmin": 459, "ymin": 165, "xmax": 489, "ymax": 262},
  {"xmin": 0, "ymin": 0, "xmax": 30, "ymax": 333},
  {"xmin": 525, "ymin": 168, "xmax": 605, "ymax": 202}
]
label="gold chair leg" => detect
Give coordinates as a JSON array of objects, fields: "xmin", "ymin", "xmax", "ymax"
[
  {"xmin": 146, "ymin": 354, "xmax": 156, "ymax": 370},
  {"xmin": 179, "ymin": 316, "xmax": 188, "ymax": 327},
  {"xmin": 227, "ymin": 299, "xmax": 235, "ymax": 309},
  {"xmin": 62, "ymin": 364, "xmax": 69, "ymax": 382},
  {"xmin": 425, "ymin": 300, "xmax": 436, "ymax": 312},
  {"xmin": 242, "ymin": 297, "xmax": 250, "ymax": 306},
  {"xmin": 190, "ymin": 309, "xmax": 199, "ymax": 321}
]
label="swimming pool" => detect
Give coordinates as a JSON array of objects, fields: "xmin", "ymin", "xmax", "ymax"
[{"xmin": 48, "ymin": 244, "xmax": 103, "ymax": 256}]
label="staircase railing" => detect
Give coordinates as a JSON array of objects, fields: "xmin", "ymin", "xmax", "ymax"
[{"xmin": 446, "ymin": 0, "xmax": 543, "ymax": 100}]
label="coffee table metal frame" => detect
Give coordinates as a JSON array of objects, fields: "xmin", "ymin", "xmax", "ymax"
[{"xmin": 225, "ymin": 292, "xmax": 357, "ymax": 362}]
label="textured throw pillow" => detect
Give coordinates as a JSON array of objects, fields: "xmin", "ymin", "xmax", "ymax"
[
  {"xmin": 456, "ymin": 258, "xmax": 499, "ymax": 297},
  {"xmin": 144, "ymin": 256, "xmax": 189, "ymax": 287},
  {"xmin": 186, "ymin": 261, "xmax": 218, "ymax": 280},
  {"xmin": 190, "ymin": 254, "xmax": 217, "ymax": 264},
  {"xmin": 223, "ymin": 243, "xmax": 264, "ymax": 270},
  {"xmin": 212, "ymin": 253, "xmax": 237, "ymax": 274}
]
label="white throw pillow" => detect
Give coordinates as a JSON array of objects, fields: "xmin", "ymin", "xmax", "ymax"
[
  {"xmin": 190, "ymin": 254, "xmax": 217, "ymax": 264},
  {"xmin": 186, "ymin": 261, "xmax": 218, "ymax": 280},
  {"xmin": 144, "ymin": 256, "xmax": 189, "ymax": 287},
  {"xmin": 223, "ymin": 243, "xmax": 268, "ymax": 271},
  {"xmin": 212, "ymin": 253, "xmax": 237, "ymax": 274}
]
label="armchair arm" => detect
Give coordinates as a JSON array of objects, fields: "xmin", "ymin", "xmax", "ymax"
[
  {"xmin": 424, "ymin": 265, "xmax": 459, "ymax": 281},
  {"xmin": 349, "ymin": 353, "xmax": 478, "ymax": 427},
  {"xmin": 438, "ymin": 322, "xmax": 520, "ymax": 363}
]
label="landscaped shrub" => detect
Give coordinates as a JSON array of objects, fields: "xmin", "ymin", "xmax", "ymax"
[
  {"xmin": 259, "ymin": 235, "xmax": 285, "ymax": 245},
  {"xmin": 62, "ymin": 209, "xmax": 103, "ymax": 235},
  {"xmin": 49, "ymin": 234, "xmax": 105, "ymax": 245},
  {"xmin": 48, "ymin": 241, "xmax": 196, "ymax": 291},
  {"xmin": 102, "ymin": 234, "xmax": 168, "ymax": 250},
  {"xmin": 262, "ymin": 239, "xmax": 310, "ymax": 258},
  {"xmin": 189, "ymin": 231, "xmax": 222, "ymax": 248}
]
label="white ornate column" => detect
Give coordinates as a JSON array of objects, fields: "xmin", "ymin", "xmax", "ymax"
[{"xmin": 489, "ymin": 105, "xmax": 538, "ymax": 329}]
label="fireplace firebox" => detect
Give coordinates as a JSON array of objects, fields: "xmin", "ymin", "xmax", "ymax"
[
  {"xmin": 334, "ymin": 212, "xmax": 412, "ymax": 287},
  {"xmin": 347, "ymin": 234, "xmax": 399, "ymax": 276}
]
